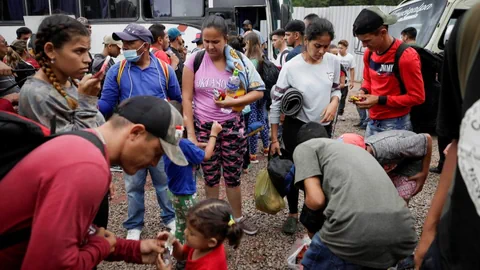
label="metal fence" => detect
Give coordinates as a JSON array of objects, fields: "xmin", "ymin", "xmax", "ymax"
[{"xmin": 293, "ymin": 6, "xmax": 396, "ymax": 82}]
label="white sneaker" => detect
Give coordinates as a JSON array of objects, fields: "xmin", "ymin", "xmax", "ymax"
[
  {"xmin": 126, "ymin": 229, "xmax": 142, "ymax": 240},
  {"xmin": 166, "ymin": 220, "xmax": 176, "ymax": 233}
]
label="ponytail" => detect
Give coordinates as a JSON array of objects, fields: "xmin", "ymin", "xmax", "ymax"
[
  {"xmin": 187, "ymin": 199, "xmax": 244, "ymax": 249},
  {"xmin": 225, "ymin": 217, "xmax": 243, "ymax": 249},
  {"xmin": 6, "ymin": 40, "xmax": 27, "ymax": 68}
]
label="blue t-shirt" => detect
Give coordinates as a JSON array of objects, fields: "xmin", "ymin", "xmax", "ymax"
[
  {"xmin": 164, "ymin": 139, "xmax": 205, "ymax": 196},
  {"xmin": 285, "ymin": 45, "xmax": 303, "ymax": 62}
]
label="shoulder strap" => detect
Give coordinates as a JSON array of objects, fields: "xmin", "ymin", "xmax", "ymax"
[
  {"xmin": 0, "ymin": 130, "xmax": 106, "ymax": 250},
  {"xmin": 193, "ymin": 50, "xmax": 206, "ymax": 74},
  {"xmin": 279, "ymin": 50, "xmax": 289, "ymax": 66},
  {"xmin": 117, "ymin": 60, "xmax": 127, "ymax": 86},
  {"xmin": 393, "ymin": 43, "xmax": 409, "ymax": 95},
  {"xmin": 159, "ymin": 59, "xmax": 169, "ymax": 91}
]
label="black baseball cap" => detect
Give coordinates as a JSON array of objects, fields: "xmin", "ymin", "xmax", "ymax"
[
  {"xmin": 192, "ymin": 33, "xmax": 202, "ymax": 43},
  {"xmin": 285, "ymin": 20, "xmax": 305, "ymax": 35},
  {"xmin": 113, "ymin": 23, "xmax": 154, "ymax": 44},
  {"xmin": 296, "ymin": 122, "xmax": 329, "ymax": 146},
  {"xmin": 117, "ymin": 96, "xmax": 188, "ymax": 166},
  {"xmin": 353, "ymin": 7, "xmax": 398, "ymax": 36}
]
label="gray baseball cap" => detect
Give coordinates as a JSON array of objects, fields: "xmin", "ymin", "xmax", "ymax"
[
  {"xmin": 117, "ymin": 96, "xmax": 188, "ymax": 166},
  {"xmin": 113, "ymin": 23, "xmax": 154, "ymax": 44}
]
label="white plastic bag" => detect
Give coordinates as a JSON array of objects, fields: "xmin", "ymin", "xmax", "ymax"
[{"xmin": 287, "ymin": 235, "xmax": 311, "ymax": 270}]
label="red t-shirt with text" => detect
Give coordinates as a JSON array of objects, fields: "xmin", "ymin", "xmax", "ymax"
[{"xmin": 361, "ymin": 39, "xmax": 425, "ymax": 120}]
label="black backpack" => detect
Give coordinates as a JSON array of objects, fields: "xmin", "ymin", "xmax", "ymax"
[
  {"xmin": 0, "ymin": 111, "xmax": 106, "ymax": 249},
  {"xmin": 368, "ymin": 43, "xmax": 443, "ymax": 134}
]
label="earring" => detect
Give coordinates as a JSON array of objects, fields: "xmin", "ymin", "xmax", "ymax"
[{"xmin": 50, "ymin": 59, "xmax": 55, "ymax": 64}]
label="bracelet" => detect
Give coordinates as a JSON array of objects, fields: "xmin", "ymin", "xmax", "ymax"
[
  {"xmin": 210, "ymin": 135, "xmax": 217, "ymax": 139},
  {"xmin": 271, "ymin": 140, "xmax": 278, "ymax": 144}
]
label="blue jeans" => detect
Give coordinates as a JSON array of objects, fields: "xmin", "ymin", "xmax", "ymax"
[
  {"xmin": 302, "ymin": 233, "xmax": 366, "ymax": 270},
  {"xmin": 365, "ymin": 114, "xmax": 412, "ymax": 138},
  {"xmin": 123, "ymin": 158, "xmax": 175, "ymax": 230},
  {"xmin": 357, "ymin": 107, "xmax": 369, "ymax": 126}
]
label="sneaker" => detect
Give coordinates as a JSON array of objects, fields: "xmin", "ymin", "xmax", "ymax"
[
  {"xmin": 338, "ymin": 115, "xmax": 346, "ymax": 121},
  {"xmin": 282, "ymin": 216, "xmax": 298, "ymax": 235},
  {"xmin": 166, "ymin": 220, "xmax": 176, "ymax": 233},
  {"xmin": 250, "ymin": 155, "xmax": 259, "ymax": 164},
  {"xmin": 263, "ymin": 148, "xmax": 269, "ymax": 157},
  {"xmin": 353, "ymin": 122, "xmax": 363, "ymax": 127},
  {"xmin": 110, "ymin": 165, "xmax": 123, "ymax": 172},
  {"xmin": 240, "ymin": 217, "xmax": 258, "ymax": 235},
  {"xmin": 126, "ymin": 229, "xmax": 142, "ymax": 240}
]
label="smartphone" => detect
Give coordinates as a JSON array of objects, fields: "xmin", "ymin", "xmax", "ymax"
[{"xmin": 93, "ymin": 55, "xmax": 111, "ymax": 78}]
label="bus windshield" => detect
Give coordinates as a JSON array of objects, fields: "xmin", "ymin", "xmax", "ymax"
[{"xmin": 389, "ymin": 0, "xmax": 447, "ymax": 47}]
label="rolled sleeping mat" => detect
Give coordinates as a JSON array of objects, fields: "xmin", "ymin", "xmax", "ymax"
[{"xmin": 280, "ymin": 88, "xmax": 303, "ymax": 117}]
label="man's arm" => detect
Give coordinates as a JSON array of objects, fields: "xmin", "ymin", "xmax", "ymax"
[
  {"xmin": 385, "ymin": 50, "xmax": 425, "ymax": 108},
  {"xmin": 360, "ymin": 50, "xmax": 371, "ymax": 94},
  {"xmin": 414, "ymin": 140, "xmax": 457, "ymax": 268},
  {"xmin": 98, "ymin": 64, "xmax": 121, "ymax": 116},
  {"xmin": 166, "ymin": 65, "xmax": 182, "ymax": 102},
  {"xmin": 349, "ymin": 68, "xmax": 355, "ymax": 89},
  {"xmin": 21, "ymin": 164, "xmax": 111, "ymax": 269}
]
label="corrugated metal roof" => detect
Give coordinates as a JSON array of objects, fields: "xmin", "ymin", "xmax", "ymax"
[{"xmin": 293, "ymin": 6, "xmax": 396, "ymax": 81}]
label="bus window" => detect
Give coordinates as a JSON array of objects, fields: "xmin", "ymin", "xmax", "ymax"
[
  {"xmin": 26, "ymin": 0, "xmax": 49, "ymax": 16},
  {"xmin": 82, "ymin": 0, "xmax": 138, "ymax": 20},
  {"xmin": 0, "ymin": 0, "xmax": 25, "ymax": 21},
  {"xmin": 52, "ymin": 0, "xmax": 79, "ymax": 16},
  {"xmin": 144, "ymin": 0, "xmax": 203, "ymax": 18}
]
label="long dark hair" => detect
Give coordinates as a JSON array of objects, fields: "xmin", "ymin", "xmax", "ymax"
[
  {"xmin": 34, "ymin": 14, "xmax": 90, "ymax": 109},
  {"xmin": 305, "ymin": 18, "xmax": 335, "ymax": 41},
  {"xmin": 187, "ymin": 199, "xmax": 243, "ymax": 249},
  {"xmin": 244, "ymin": 32, "xmax": 264, "ymax": 72},
  {"xmin": 202, "ymin": 13, "xmax": 228, "ymax": 38}
]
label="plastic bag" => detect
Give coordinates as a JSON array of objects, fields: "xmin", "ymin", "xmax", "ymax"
[
  {"xmin": 287, "ymin": 235, "xmax": 311, "ymax": 270},
  {"xmin": 254, "ymin": 169, "xmax": 285, "ymax": 215}
]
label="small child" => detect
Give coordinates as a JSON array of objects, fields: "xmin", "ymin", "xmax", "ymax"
[
  {"xmin": 164, "ymin": 101, "xmax": 222, "ymax": 244},
  {"xmin": 157, "ymin": 199, "xmax": 244, "ymax": 270}
]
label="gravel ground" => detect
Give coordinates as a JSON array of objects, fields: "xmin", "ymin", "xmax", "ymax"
[{"xmin": 98, "ymin": 89, "xmax": 440, "ymax": 270}]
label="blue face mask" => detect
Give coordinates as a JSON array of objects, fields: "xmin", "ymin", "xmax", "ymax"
[{"xmin": 124, "ymin": 42, "xmax": 146, "ymax": 63}]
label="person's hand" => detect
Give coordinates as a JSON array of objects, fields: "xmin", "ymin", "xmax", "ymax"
[
  {"xmin": 0, "ymin": 62, "xmax": 13, "ymax": 76},
  {"xmin": 109, "ymin": 183, "xmax": 116, "ymax": 200},
  {"xmin": 409, "ymin": 172, "xmax": 428, "ymax": 196},
  {"xmin": 355, "ymin": 94, "xmax": 379, "ymax": 109},
  {"xmin": 320, "ymin": 100, "xmax": 338, "ymax": 123},
  {"xmin": 349, "ymin": 82, "xmax": 355, "ymax": 90},
  {"xmin": 2, "ymin": 92, "xmax": 19, "ymax": 105},
  {"xmin": 339, "ymin": 83, "xmax": 345, "ymax": 89},
  {"xmin": 211, "ymin": 121, "xmax": 222, "ymax": 136},
  {"xmin": 140, "ymin": 239, "xmax": 166, "ymax": 264},
  {"xmin": 414, "ymin": 228, "xmax": 436, "ymax": 270},
  {"xmin": 443, "ymin": 143, "xmax": 452, "ymax": 156},
  {"xmin": 166, "ymin": 51, "xmax": 179, "ymax": 68},
  {"xmin": 358, "ymin": 89, "xmax": 366, "ymax": 95},
  {"xmin": 270, "ymin": 141, "xmax": 281, "ymax": 156},
  {"xmin": 156, "ymin": 254, "xmax": 173, "ymax": 270},
  {"xmin": 96, "ymin": 227, "xmax": 116, "ymax": 253},
  {"xmin": 77, "ymin": 74, "xmax": 102, "ymax": 97},
  {"xmin": 188, "ymin": 133, "xmax": 207, "ymax": 149},
  {"xmin": 214, "ymin": 95, "xmax": 237, "ymax": 108}
]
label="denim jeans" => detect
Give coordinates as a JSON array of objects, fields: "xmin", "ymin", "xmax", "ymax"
[
  {"xmin": 123, "ymin": 158, "xmax": 175, "ymax": 230},
  {"xmin": 302, "ymin": 233, "xmax": 371, "ymax": 270},
  {"xmin": 365, "ymin": 114, "xmax": 412, "ymax": 138},
  {"xmin": 357, "ymin": 107, "xmax": 369, "ymax": 126}
]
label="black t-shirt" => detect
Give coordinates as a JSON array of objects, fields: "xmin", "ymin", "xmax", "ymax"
[{"xmin": 436, "ymin": 9, "xmax": 480, "ymax": 269}]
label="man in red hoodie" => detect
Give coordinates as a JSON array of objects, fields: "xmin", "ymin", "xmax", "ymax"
[
  {"xmin": 0, "ymin": 96, "xmax": 188, "ymax": 269},
  {"xmin": 352, "ymin": 7, "xmax": 425, "ymax": 138}
]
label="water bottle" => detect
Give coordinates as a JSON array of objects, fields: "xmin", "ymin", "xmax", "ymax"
[{"xmin": 226, "ymin": 69, "xmax": 240, "ymax": 97}]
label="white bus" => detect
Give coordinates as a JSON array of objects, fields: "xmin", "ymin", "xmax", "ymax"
[
  {"xmin": 354, "ymin": 0, "xmax": 480, "ymax": 54},
  {"xmin": 0, "ymin": 0, "xmax": 293, "ymax": 58}
]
